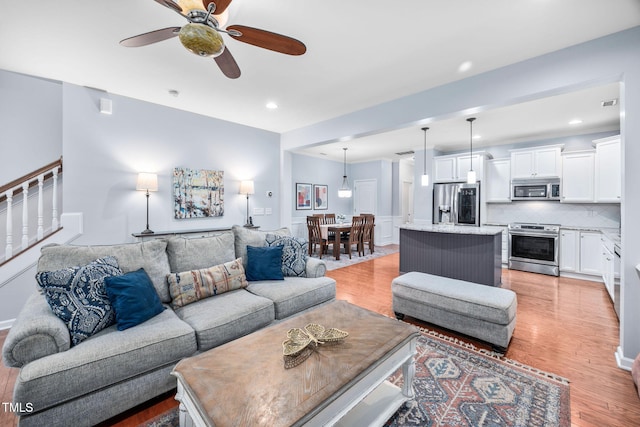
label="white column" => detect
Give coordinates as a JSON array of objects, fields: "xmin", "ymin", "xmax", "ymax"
[
  {"xmin": 52, "ymin": 167, "xmax": 59, "ymax": 230},
  {"xmin": 5, "ymin": 190, "xmax": 13, "ymax": 259},
  {"xmin": 21, "ymin": 182, "xmax": 29, "ymax": 249},
  {"xmin": 37, "ymin": 174, "xmax": 44, "ymax": 240}
]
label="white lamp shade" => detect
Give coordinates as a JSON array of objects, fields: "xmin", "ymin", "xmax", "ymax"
[
  {"xmin": 239, "ymin": 180, "xmax": 255, "ymax": 195},
  {"xmin": 466, "ymin": 170, "xmax": 477, "ymax": 184},
  {"xmin": 421, "ymin": 174, "xmax": 429, "ymax": 187},
  {"xmin": 136, "ymin": 173, "xmax": 158, "ymax": 192},
  {"xmin": 338, "ymin": 188, "xmax": 352, "ymax": 198}
]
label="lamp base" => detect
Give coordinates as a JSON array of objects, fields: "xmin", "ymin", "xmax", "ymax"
[{"xmin": 140, "ymin": 229, "xmax": 155, "ymax": 235}]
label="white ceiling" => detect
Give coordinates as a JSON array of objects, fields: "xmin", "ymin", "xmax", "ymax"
[{"xmin": 1, "ymin": 0, "xmax": 637, "ymax": 161}]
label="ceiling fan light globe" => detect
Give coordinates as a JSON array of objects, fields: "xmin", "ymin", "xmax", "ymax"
[{"xmin": 179, "ymin": 23, "xmax": 224, "ymax": 57}]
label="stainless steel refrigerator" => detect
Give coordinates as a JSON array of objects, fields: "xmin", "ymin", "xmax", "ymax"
[{"xmin": 432, "ymin": 182, "xmax": 480, "ymax": 226}]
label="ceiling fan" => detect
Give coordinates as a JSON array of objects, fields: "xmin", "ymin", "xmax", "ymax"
[{"xmin": 120, "ymin": 0, "xmax": 306, "ymax": 79}]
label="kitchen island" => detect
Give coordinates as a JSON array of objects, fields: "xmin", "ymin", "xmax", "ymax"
[{"xmin": 399, "ymin": 224, "xmax": 503, "ymax": 287}]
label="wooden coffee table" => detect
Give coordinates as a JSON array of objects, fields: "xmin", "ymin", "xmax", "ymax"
[{"xmin": 172, "ymin": 300, "xmax": 420, "ymax": 427}]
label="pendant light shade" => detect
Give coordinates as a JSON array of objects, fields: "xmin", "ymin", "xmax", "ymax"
[
  {"xmin": 421, "ymin": 127, "xmax": 430, "ymax": 187},
  {"xmin": 466, "ymin": 117, "xmax": 476, "ymax": 184},
  {"xmin": 338, "ymin": 147, "xmax": 352, "ymax": 198}
]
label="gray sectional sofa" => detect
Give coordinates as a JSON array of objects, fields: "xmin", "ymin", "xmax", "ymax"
[{"xmin": 2, "ymin": 225, "xmax": 336, "ymax": 427}]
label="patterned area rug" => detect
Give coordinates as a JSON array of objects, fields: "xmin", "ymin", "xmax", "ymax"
[
  {"xmin": 316, "ymin": 244, "xmax": 399, "ymax": 271},
  {"xmin": 140, "ymin": 329, "xmax": 570, "ymax": 427}
]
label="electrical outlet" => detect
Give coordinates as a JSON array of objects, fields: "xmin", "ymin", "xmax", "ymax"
[
  {"xmin": 265, "ymin": 208, "xmax": 272, "ymax": 215},
  {"xmin": 253, "ymin": 208, "xmax": 265, "ymax": 216}
]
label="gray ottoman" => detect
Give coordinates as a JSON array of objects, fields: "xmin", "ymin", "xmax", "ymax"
[{"xmin": 392, "ymin": 271, "xmax": 517, "ymax": 352}]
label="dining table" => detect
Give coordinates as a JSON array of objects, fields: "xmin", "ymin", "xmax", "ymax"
[{"xmin": 320, "ymin": 223, "xmax": 352, "ymax": 260}]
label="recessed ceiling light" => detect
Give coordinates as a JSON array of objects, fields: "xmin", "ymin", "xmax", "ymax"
[
  {"xmin": 568, "ymin": 119, "xmax": 583, "ymax": 125},
  {"xmin": 266, "ymin": 102, "xmax": 278, "ymax": 110},
  {"xmin": 458, "ymin": 61, "xmax": 473, "ymax": 73}
]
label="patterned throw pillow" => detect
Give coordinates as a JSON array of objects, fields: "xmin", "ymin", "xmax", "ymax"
[
  {"xmin": 167, "ymin": 258, "xmax": 248, "ymax": 309},
  {"xmin": 36, "ymin": 256, "xmax": 122, "ymax": 346},
  {"xmin": 265, "ymin": 234, "xmax": 309, "ymax": 277}
]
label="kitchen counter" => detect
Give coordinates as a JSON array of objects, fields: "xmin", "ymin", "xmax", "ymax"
[
  {"xmin": 400, "ymin": 224, "xmax": 504, "ymax": 236},
  {"xmin": 399, "ymin": 225, "xmax": 502, "ymax": 287}
]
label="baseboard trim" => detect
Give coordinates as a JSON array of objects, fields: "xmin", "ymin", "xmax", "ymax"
[
  {"xmin": 0, "ymin": 318, "xmax": 15, "ymax": 331},
  {"xmin": 616, "ymin": 346, "xmax": 633, "ymax": 371}
]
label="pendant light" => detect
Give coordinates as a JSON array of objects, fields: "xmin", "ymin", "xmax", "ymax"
[
  {"xmin": 338, "ymin": 147, "xmax": 352, "ymax": 198},
  {"xmin": 466, "ymin": 117, "xmax": 477, "ymax": 184},
  {"xmin": 421, "ymin": 127, "xmax": 430, "ymax": 186}
]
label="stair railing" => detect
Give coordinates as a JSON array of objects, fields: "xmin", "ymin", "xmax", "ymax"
[{"xmin": 0, "ymin": 157, "xmax": 63, "ymax": 265}]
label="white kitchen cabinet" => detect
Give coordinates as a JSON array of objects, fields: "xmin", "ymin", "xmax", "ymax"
[
  {"xmin": 434, "ymin": 156, "xmax": 458, "ymax": 182},
  {"xmin": 579, "ymin": 231, "xmax": 602, "ymax": 276},
  {"xmin": 594, "ymin": 136, "xmax": 621, "ymax": 202},
  {"xmin": 485, "ymin": 159, "xmax": 511, "ymax": 203},
  {"xmin": 601, "ymin": 235, "xmax": 615, "ymax": 301},
  {"xmin": 510, "ymin": 145, "xmax": 562, "ymax": 179},
  {"xmin": 433, "ymin": 152, "xmax": 487, "ymax": 182},
  {"xmin": 559, "ymin": 229, "xmax": 602, "ymax": 277},
  {"xmin": 561, "ymin": 151, "xmax": 595, "ymax": 202},
  {"xmin": 500, "ymin": 227, "xmax": 508, "ymax": 264},
  {"xmin": 559, "ymin": 229, "xmax": 578, "ymax": 272}
]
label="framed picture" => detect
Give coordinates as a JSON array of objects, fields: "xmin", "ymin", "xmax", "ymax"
[
  {"xmin": 296, "ymin": 183, "xmax": 312, "ymax": 210},
  {"xmin": 173, "ymin": 167, "xmax": 224, "ymax": 218},
  {"xmin": 313, "ymin": 184, "xmax": 328, "ymax": 210}
]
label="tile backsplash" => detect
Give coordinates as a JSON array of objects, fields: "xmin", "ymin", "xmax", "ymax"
[{"xmin": 486, "ymin": 202, "xmax": 620, "ymax": 229}]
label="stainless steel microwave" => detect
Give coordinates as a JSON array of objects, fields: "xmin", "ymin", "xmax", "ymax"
[{"xmin": 511, "ymin": 179, "xmax": 561, "ymax": 201}]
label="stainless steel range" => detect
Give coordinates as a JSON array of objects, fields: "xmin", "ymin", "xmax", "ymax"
[{"xmin": 508, "ymin": 223, "xmax": 560, "ymax": 276}]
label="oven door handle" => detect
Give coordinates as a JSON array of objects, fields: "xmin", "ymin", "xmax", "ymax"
[{"xmin": 508, "ymin": 231, "xmax": 559, "ymax": 237}]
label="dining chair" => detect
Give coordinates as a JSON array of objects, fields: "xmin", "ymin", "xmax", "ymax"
[
  {"xmin": 341, "ymin": 216, "xmax": 365, "ymax": 258},
  {"xmin": 306, "ymin": 216, "xmax": 328, "ymax": 258},
  {"xmin": 323, "ymin": 213, "xmax": 336, "ymax": 240},
  {"xmin": 362, "ymin": 214, "xmax": 375, "ymax": 254}
]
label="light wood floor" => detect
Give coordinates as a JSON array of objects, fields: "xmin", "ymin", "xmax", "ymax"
[{"xmin": 2, "ymin": 251, "xmax": 639, "ymax": 426}]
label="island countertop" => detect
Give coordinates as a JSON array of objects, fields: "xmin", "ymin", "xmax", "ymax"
[{"xmin": 399, "ymin": 224, "xmax": 504, "ymax": 236}]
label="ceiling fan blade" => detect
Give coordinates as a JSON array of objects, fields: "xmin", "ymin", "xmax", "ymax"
[
  {"xmin": 202, "ymin": 0, "xmax": 233, "ymax": 15},
  {"xmin": 214, "ymin": 47, "xmax": 241, "ymax": 79},
  {"xmin": 120, "ymin": 27, "xmax": 181, "ymax": 47},
  {"xmin": 227, "ymin": 25, "xmax": 306, "ymax": 55},
  {"xmin": 153, "ymin": 0, "xmax": 183, "ymax": 13}
]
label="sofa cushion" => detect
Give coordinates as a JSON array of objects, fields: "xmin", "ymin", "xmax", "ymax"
[
  {"xmin": 36, "ymin": 256, "xmax": 121, "ymax": 346},
  {"xmin": 265, "ymin": 234, "xmax": 309, "ymax": 277},
  {"xmin": 38, "ymin": 240, "xmax": 172, "ymax": 303},
  {"xmin": 232, "ymin": 225, "xmax": 290, "ymax": 269},
  {"xmin": 166, "ymin": 232, "xmax": 236, "ymax": 272},
  {"xmin": 12, "ymin": 308, "xmax": 196, "ymax": 413},
  {"xmin": 167, "ymin": 258, "xmax": 248, "ymax": 308},
  {"xmin": 173, "ymin": 289, "xmax": 274, "ymax": 351},
  {"xmin": 104, "ymin": 268, "xmax": 166, "ymax": 331},
  {"xmin": 246, "ymin": 276, "xmax": 337, "ymax": 319},
  {"xmin": 246, "ymin": 245, "xmax": 284, "ymax": 281}
]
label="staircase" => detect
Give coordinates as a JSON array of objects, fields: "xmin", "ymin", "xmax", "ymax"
[{"xmin": 0, "ymin": 158, "xmax": 83, "ymax": 328}]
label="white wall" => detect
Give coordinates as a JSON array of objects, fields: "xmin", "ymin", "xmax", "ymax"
[
  {"xmin": 62, "ymin": 83, "xmax": 282, "ymax": 245},
  {"xmin": 0, "ymin": 71, "xmax": 62, "ymax": 183},
  {"xmin": 281, "ymin": 27, "xmax": 640, "ymax": 367}
]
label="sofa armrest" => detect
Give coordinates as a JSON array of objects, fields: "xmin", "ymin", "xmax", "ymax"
[
  {"xmin": 2, "ymin": 293, "xmax": 70, "ymax": 368},
  {"xmin": 305, "ymin": 257, "xmax": 327, "ymax": 278}
]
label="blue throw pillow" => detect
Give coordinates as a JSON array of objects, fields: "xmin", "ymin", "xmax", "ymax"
[
  {"xmin": 245, "ymin": 245, "xmax": 284, "ymax": 281},
  {"xmin": 265, "ymin": 234, "xmax": 309, "ymax": 277},
  {"xmin": 104, "ymin": 268, "xmax": 165, "ymax": 331},
  {"xmin": 37, "ymin": 256, "xmax": 121, "ymax": 346}
]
